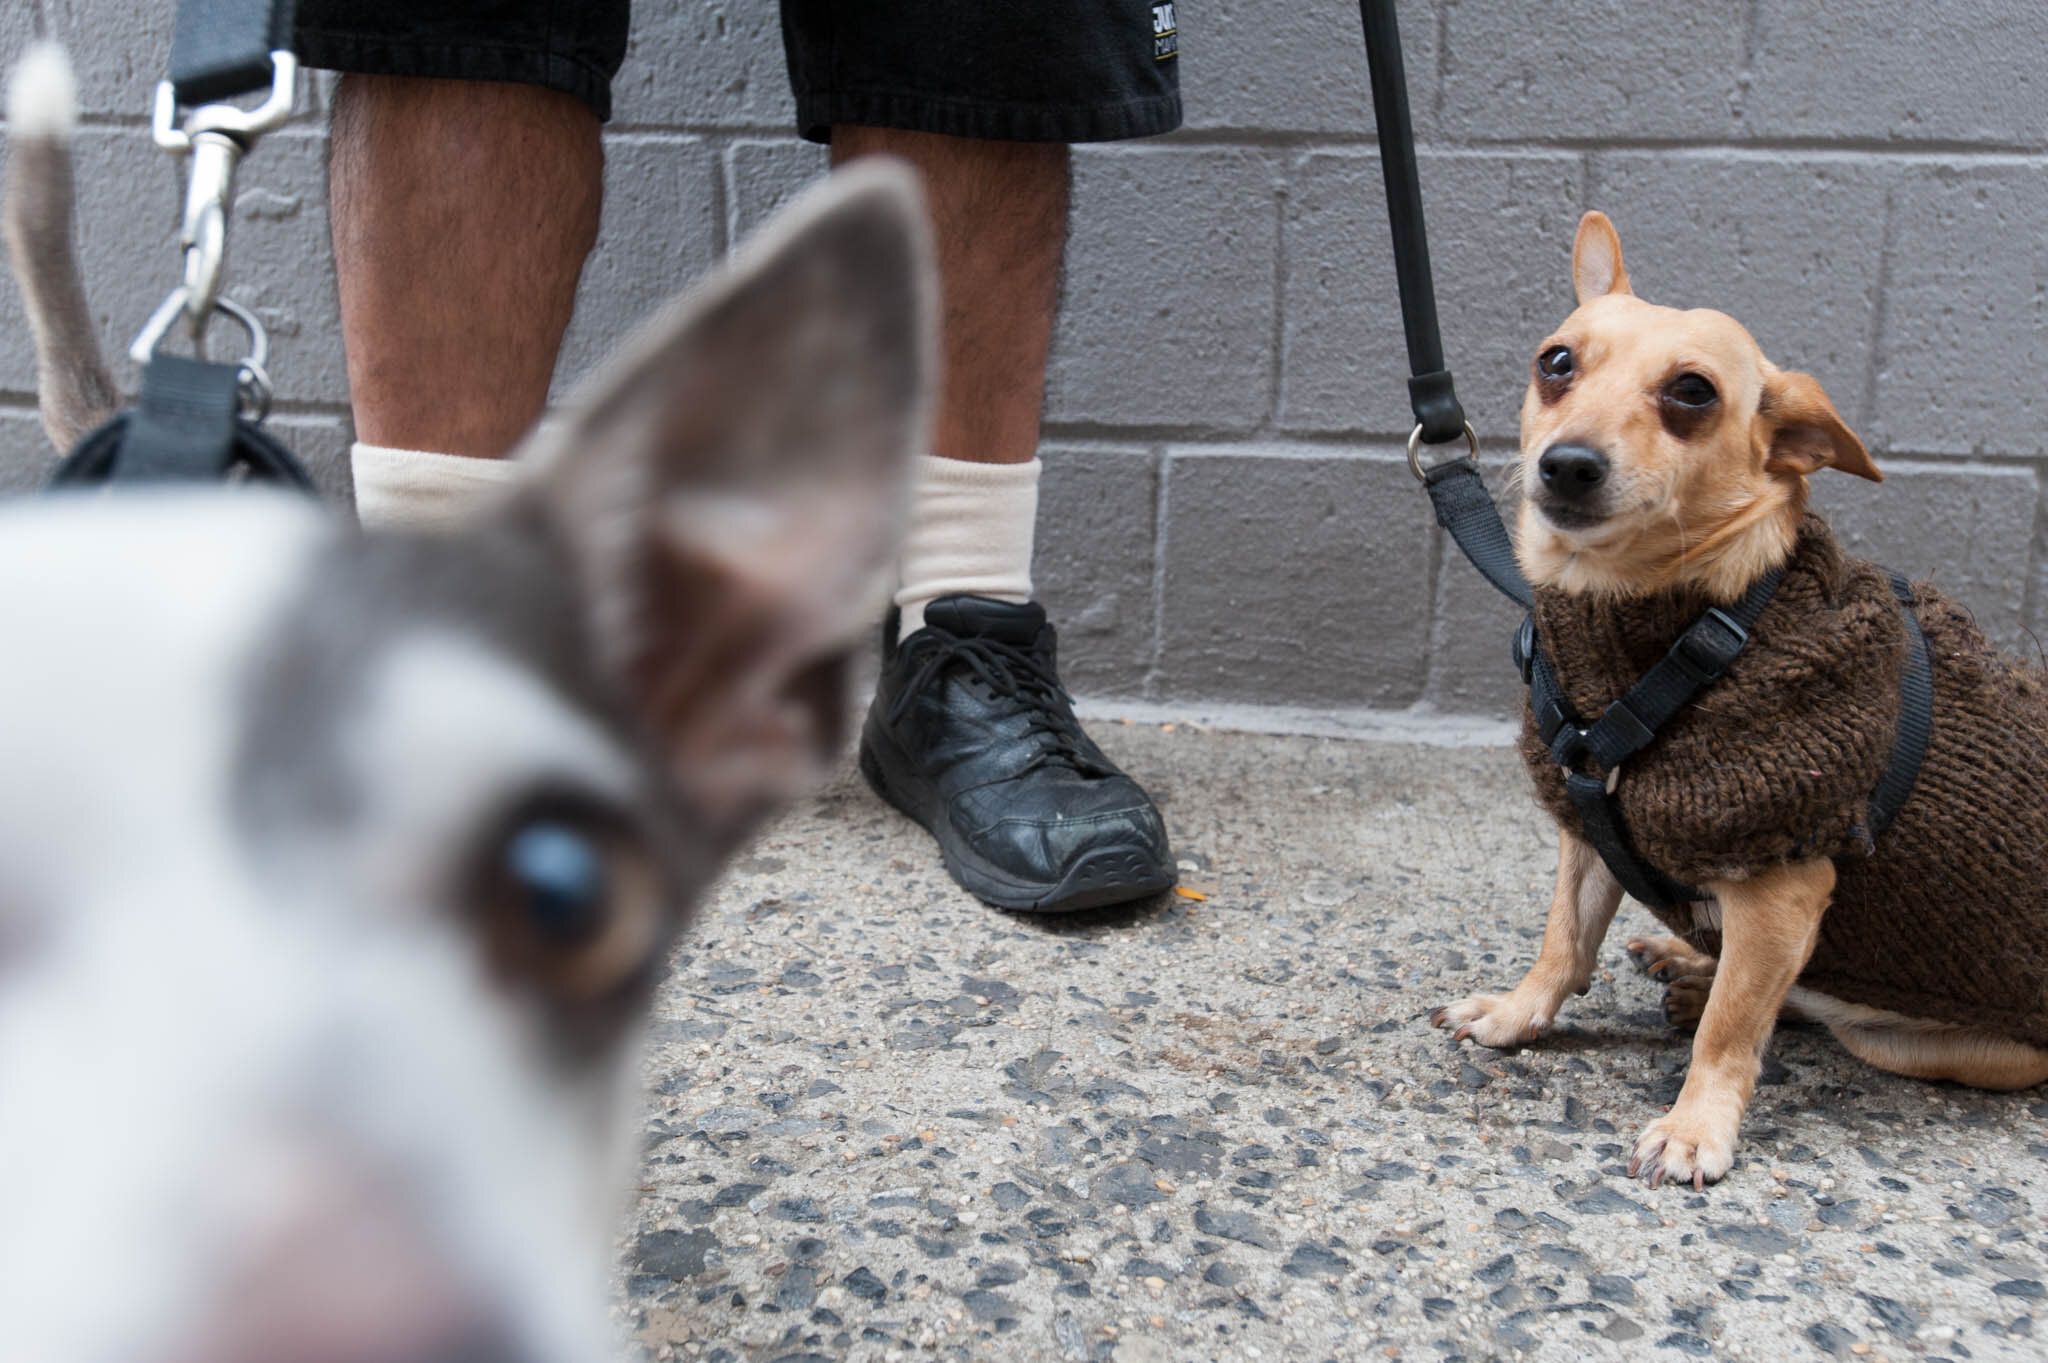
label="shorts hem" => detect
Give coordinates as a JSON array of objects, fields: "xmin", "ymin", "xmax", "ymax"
[
  {"xmin": 294, "ymin": 29, "xmax": 615, "ymax": 120},
  {"xmin": 794, "ymin": 89, "xmax": 1182, "ymax": 145}
]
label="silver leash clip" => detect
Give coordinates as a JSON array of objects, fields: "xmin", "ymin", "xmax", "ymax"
[{"xmin": 131, "ymin": 49, "xmax": 296, "ymax": 403}]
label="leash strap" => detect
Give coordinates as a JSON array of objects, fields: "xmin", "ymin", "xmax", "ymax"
[
  {"xmin": 1867, "ymin": 573, "xmax": 1933, "ymax": 836},
  {"xmin": 1425, "ymin": 460, "xmax": 1532, "ymax": 609},
  {"xmin": 1359, "ymin": 0, "xmax": 1466, "ymax": 445},
  {"xmin": 171, "ymin": 0, "xmax": 297, "ymax": 105},
  {"xmin": 1361, "ymin": 1, "xmax": 1535, "ymax": 604},
  {"xmin": 118, "ymin": 354, "xmax": 241, "ymax": 481}
]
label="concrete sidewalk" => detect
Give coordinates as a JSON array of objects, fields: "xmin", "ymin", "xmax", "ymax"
[{"xmin": 618, "ymin": 725, "xmax": 2047, "ymax": 1363}]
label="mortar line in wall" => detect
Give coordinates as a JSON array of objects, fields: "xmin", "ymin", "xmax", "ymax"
[
  {"xmin": 1039, "ymin": 423, "xmax": 2048, "ymax": 473},
  {"xmin": 1739, "ymin": 0, "xmax": 1764, "ymax": 89},
  {"xmin": 2024, "ymin": 480, "xmax": 2048, "ymax": 643},
  {"xmin": 1417, "ymin": 517, "xmax": 1448, "ymax": 705},
  {"xmin": 1265, "ymin": 165, "xmax": 1288, "ymax": 432},
  {"xmin": 1154, "ymin": 129, "xmax": 2048, "ymax": 159},
  {"xmin": 1432, "ymin": 0, "xmax": 1451, "ymax": 130},
  {"xmin": 1859, "ymin": 186, "xmax": 1897, "ymax": 437},
  {"xmin": 709, "ymin": 140, "xmax": 734, "ymax": 260},
  {"xmin": 40, "ymin": 112, "xmax": 2048, "ymax": 164},
  {"xmin": 1140, "ymin": 445, "xmax": 1172, "ymax": 702}
]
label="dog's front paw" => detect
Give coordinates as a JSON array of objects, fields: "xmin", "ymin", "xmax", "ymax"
[
  {"xmin": 1628, "ymin": 1107, "xmax": 1738, "ymax": 1190},
  {"xmin": 1430, "ymin": 992, "xmax": 1553, "ymax": 1050}
]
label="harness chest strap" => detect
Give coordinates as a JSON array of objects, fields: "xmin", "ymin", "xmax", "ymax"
[{"xmin": 1519, "ymin": 569, "xmax": 1934, "ymax": 909}]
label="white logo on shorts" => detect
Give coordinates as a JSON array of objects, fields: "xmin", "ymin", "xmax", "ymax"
[{"xmin": 1152, "ymin": 3, "xmax": 1179, "ymax": 60}]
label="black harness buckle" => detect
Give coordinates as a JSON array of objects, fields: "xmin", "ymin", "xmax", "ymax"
[
  {"xmin": 1673, "ymin": 607, "xmax": 1749, "ymax": 682},
  {"xmin": 1549, "ymin": 721, "xmax": 1593, "ymax": 772}
]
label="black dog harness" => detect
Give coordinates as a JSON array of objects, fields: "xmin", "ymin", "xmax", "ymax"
[{"xmin": 1359, "ymin": 0, "xmax": 1933, "ymax": 907}]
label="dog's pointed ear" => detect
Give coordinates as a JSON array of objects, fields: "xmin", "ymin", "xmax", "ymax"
[
  {"xmin": 507, "ymin": 160, "xmax": 933, "ymax": 837},
  {"xmin": 1572, "ymin": 211, "xmax": 1633, "ymax": 304},
  {"xmin": 1760, "ymin": 369, "xmax": 1880, "ymax": 483}
]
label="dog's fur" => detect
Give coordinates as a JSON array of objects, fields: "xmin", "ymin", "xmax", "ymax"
[
  {"xmin": 1433, "ymin": 211, "xmax": 2048, "ymax": 1190},
  {"xmin": 1, "ymin": 45, "xmax": 933, "ymax": 1362}
]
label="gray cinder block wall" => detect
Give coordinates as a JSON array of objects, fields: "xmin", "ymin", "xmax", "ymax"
[{"xmin": 4, "ymin": 2, "xmax": 2047, "ymax": 725}]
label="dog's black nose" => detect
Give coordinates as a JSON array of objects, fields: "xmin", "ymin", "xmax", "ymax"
[{"xmin": 1538, "ymin": 443, "xmax": 1609, "ymax": 501}]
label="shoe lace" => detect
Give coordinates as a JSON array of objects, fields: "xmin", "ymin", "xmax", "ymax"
[{"xmin": 887, "ymin": 626, "xmax": 1111, "ymax": 776}]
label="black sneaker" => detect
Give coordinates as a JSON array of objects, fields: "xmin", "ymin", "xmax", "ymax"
[{"xmin": 859, "ymin": 594, "xmax": 1175, "ymax": 912}]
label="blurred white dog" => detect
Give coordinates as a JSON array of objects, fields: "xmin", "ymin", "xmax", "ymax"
[{"xmin": 0, "ymin": 45, "xmax": 930, "ymax": 1363}]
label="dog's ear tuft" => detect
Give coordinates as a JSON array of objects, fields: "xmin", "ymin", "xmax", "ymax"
[
  {"xmin": 1572, "ymin": 211, "xmax": 1633, "ymax": 304},
  {"xmin": 508, "ymin": 160, "xmax": 934, "ymax": 838},
  {"xmin": 1761, "ymin": 369, "xmax": 1880, "ymax": 483}
]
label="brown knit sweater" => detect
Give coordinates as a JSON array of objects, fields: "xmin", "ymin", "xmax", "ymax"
[{"xmin": 1520, "ymin": 514, "xmax": 2048, "ymax": 1046}]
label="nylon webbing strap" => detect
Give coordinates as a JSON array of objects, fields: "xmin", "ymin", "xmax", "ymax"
[
  {"xmin": 1523, "ymin": 569, "xmax": 1783, "ymax": 908},
  {"xmin": 1867, "ymin": 573, "xmax": 1932, "ymax": 836},
  {"xmin": 1544, "ymin": 569, "xmax": 1783, "ymax": 773},
  {"xmin": 1359, "ymin": 0, "xmax": 1466, "ymax": 445},
  {"xmin": 45, "ymin": 356, "xmax": 320, "ymax": 493},
  {"xmin": 1565, "ymin": 771, "xmax": 1696, "ymax": 909},
  {"xmin": 170, "ymin": 0, "xmax": 296, "ymax": 105},
  {"xmin": 1425, "ymin": 460, "xmax": 1532, "ymax": 608},
  {"xmin": 119, "ymin": 354, "xmax": 241, "ymax": 481}
]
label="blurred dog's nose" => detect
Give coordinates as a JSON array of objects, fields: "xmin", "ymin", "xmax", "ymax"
[
  {"xmin": 1538, "ymin": 443, "xmax": 1609, "ymax": 501},
  {"xmin": 163, "ymin": 1151, "xmax": 532, "ymax": 1363}
]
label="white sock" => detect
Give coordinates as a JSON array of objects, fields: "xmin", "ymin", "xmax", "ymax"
[
  {"xmin": 350, "ymin": 442, "xmax": 525, "ymax": 531},
  {"xmin": 895, "ymin": 454, "xmax": 1041, "ymax": 636}
]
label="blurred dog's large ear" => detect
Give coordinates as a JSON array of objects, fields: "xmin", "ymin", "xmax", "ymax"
[
  {"xmin": 507, "ymin": 161, "xmax": 933, "ymax": 836},
  {"xmin": 1761, "ymin": 368, "xmax": 1881, "ymax": 483},
  {"xmin": 1572, "ymin": 211, "xmax": 1633, "ymax": 304}
]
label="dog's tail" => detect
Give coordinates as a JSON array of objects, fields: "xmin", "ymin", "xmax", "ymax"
[{"xmin": 5, "ymin": 42, "xmax": 119, "ymax": 450}]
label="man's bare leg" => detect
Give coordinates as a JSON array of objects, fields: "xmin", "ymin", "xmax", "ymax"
[
  {"xmin": 831, "ymin": 128, "xmax": 1066, "ymax": 468},
  {"xmin": 328, "ymin": 75, "xmax": 601, "ymax": 463}
]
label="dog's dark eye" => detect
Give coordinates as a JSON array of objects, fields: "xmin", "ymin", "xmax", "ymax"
[
  {"xmin": 1537, "ymin": 346, "xmax": 1574, "ymax": 379},
  {"xmin": 473, "ymin": 799, "xmax": 665, "ymax": 1009},
  {"xmin": 505, "ymin": 822, "xmax": 609, "ymax": 947},
  {"xmin": 1665, "ymin": 373, "xmax": 1718, "ymax": 408}
]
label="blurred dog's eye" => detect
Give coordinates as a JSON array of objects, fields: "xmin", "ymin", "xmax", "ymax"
[
  {"xmin": 473, "ymin": 799, "xmax": 665, "ymax": 1009},
  {"xmin": 1665, "ymin": 373, "xmax": 1718, "ymax": 408},
  {"xmin": 505, "ymin": 822, "xmax": 609, "ymax": 948},
  {"xmin": 1537, "ymin": 346, "xmax": 1574, "ymax": 379}
]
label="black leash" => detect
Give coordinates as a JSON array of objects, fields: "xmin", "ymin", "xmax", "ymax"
[
  {"xmin": 1355, "ymin": 0, "xmax": 1931, "ymax": 905},
  {"xmin": 48, "ymin": 0, "xmax": 315, "ymax": 494}
]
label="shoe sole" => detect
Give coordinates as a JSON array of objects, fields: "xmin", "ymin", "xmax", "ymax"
[{"xmin": 859, "ymin": 729, "xmax": 1175, "ymax": 914}]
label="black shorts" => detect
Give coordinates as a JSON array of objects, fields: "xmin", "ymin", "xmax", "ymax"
[{"xmin": 293, "ymin": 2, "xmax": 1181, "ymax": 141}]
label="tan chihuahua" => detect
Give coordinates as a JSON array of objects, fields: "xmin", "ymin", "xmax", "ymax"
[{"xmin": 1433, "ymin": 211, "xmax": 2048, "ymax": 1190}]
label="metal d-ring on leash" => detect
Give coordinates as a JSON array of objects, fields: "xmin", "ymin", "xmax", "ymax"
[
  {"xmin": 47, "ymin": 0, "xmax": 316, "ymax": 491},
  {"xmin": 1354, "ymin": 0, "xmax": 1930, "ymax": 907}
]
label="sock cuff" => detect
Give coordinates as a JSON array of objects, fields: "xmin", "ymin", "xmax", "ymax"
[
  {"xmin": 910, "ymin": 454, "xmax": 1043, "ymax": 490},
  {"xmin": 353, "ymin": 443, "xmax": 525, "ymax": 486},
  {"xmin": 351, "ymin": 442, "xmax": 523, "ymax": 531}
]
